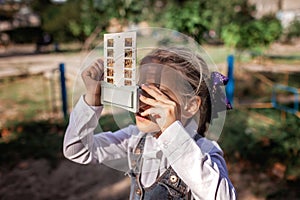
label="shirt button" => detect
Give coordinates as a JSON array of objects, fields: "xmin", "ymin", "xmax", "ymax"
[
  {"xmin": 131, "ymin": 160, "xmax": 136, "ymax": 167},
  {"xmin": 136, "ymin": 188, "xmax": 142, "ymax": 195},
  {"xmin": 135, "ymin": 148, "xmax": 141, "ymax": 154},
  {"xmin": 163, "ymin": 141, "xmax": 168, "ymax": 149},
  {"xmin": 170, "ymin": 175, "xmax": 178, "ymax": 183}
]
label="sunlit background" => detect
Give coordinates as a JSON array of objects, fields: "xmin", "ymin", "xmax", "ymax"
[{"xmin": 1, "ymin": 0, "xmax": 300, "ymax": 199}]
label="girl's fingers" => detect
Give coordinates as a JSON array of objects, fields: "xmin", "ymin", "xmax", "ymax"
[
  {"xmin": 140, "ymin": 107, "xmax": 161, "ymax": 118},
  {"xmin": 141, "ymin": 84, "xmax": 169, "ymax": 102},
  {"xmin": 88, "ymin": 67, "xmax": 98, "ymax": 79},
  {"xmin": 95, "ymin": 59, "xmax": 104, "ymax": 68},
  {"xmin": 86, "ymin": 66, "xmax": 102, "ymax": 81},
  {"xmin": 93, "ymin": 66, "xmax": 104, "ymax": 81},
  {"xmin": 82, "ymin": 59, "xmax": 104, "ymax": 80},
  {"xmin": 139, "ymin": 94, "xmax": 177, "ymax": 116},
  {"xmin": 139, "ymin": 94, "xmax": 160, "ymax": 107},
  {"xmin": 140, "ymin": 107, "xmax": 152, "ymax": 117},
  {"xmin": 93, "ymin": 60, "xmax": 104, "ymax": 77}
]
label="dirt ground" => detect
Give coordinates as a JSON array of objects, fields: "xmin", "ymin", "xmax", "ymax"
[
  {"xmin": 1, "ymin": 42, "xmax": 300, "ymax": 200},
  {"xmin": 0, "ymin": 159, "xmax": 131, "ymax": 200},
  {"xmin": 0, "ymin": 158, "xmax": 279, "ymax": 200}
]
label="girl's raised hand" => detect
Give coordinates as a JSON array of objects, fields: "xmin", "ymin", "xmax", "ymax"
[
  {"xmin": 81, "ymin": 59, "xmax": 104, "ymax": 106},
  {"xmin": 139, "ymin": 84, "xmax": 180, "ymax": 133}
]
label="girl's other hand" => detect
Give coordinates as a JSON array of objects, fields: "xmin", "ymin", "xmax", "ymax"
[
  {"xmin": 81, "ymin": 59, "xmax": 104, "ymax": 106},
  {"xmin": 139, "ymin": 84, "xmax": 180, "ymax": 134}
]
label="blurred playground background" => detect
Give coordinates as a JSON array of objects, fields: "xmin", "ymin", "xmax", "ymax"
[{"xmin": 1, "ymin": 0, "xmax": 300, "ymax": 199}]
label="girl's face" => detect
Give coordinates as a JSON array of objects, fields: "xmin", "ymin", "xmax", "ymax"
[
  {"xmin": 135, "ymin": 64, "xmax": 191, "ymax": 134},
  {"xmin": 135, "ymin": 83, "xmax": 180, "ymax": 134}
]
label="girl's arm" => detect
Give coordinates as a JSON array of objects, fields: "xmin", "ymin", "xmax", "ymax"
[
  {"xmin": 63, "ymin": 95, "xmax": 133, "ymax": 165},
  {"xmin": 64, "ymin": 59, "xmax": 135, "ymax": 165},
  {"xmin": 156, "ymin": 121, "xmax": 237, "ymax": 200}
]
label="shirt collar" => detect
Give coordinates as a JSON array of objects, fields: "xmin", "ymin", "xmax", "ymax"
[{"xmin": 142, "ymin": 119, "xmax": 199, "ymax": 159}]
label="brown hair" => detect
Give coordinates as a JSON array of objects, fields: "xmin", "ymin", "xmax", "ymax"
[{"xmin": 140, "ymin": 47, "xmax": 211, "ymax": 136}]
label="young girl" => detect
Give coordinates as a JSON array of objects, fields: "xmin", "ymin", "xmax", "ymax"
[{"xmin": 63, "ymin": 47, "xmax": 236, "ymax": 200}]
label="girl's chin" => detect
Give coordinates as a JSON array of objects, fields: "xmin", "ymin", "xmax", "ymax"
[{"xmin": 135, "ymin": 115, "xmax": 160, "ymax": 133}]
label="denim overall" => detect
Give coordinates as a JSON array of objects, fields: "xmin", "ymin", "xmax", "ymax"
[{"xmin": 128, "ymin": 135, "xmax": 195, "ymax": 200}]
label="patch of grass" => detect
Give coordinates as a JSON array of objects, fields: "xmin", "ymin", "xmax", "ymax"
[
  {"xmin": 0, "ymin": 119, "xmax": 67, "ymax": 169},
  {"xmin": 0, "ymin": 76, "xmax": 52, "ymax": 122},
  {"xmin": 0, "ymin": 74, "xmax": 72, "ymax": 168},
  {"xmin": 203, "ymin": 45, "xmax": 232, "ymax": 64},
  {"xmin": 203, "ymin": 45, "xmax": 253, "ymax": 64}
]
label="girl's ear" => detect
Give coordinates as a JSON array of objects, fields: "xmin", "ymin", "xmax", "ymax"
[{"xmin": 183, "ymin": 96, "xmax": 201, "ymax": 118}]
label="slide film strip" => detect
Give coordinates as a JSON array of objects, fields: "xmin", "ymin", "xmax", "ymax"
[
  {"xmin": 101, "ymin": 32, "xmax": 139, "ymax": 113},
  {"xmin": 104, "ymin": 32, "xmax": 136, "ymax": 86}
]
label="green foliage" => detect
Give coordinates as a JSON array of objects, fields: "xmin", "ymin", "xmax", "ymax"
[
  {"xmin": 163, "ymin": 0, "xmax": 255, "ymax": 43},
  {"xmin": 220, "ymin": 24, "xmax": 240, "ymax": 48},
  {"xmin": 31, "ymin": 0, "xmax": 103, "ymax": 42},
  {"xmin": 220, "ymin": 109, "xmax": 300, "ymax": 180},
  {"xmin": 93, "ymin": 0, "xmax": 151, "ymax": 23},
  {"xmin": 31, "ymin": 0, "xmax": 152, "ymax": 42},
  {"xmin": 221, "ymin": 15, "xmax": 282, "ymax": 52},
  {"xmin": 286, "ymin": 19, "xmax": 300, "ymax": 40},
  {"xmin": 28, "ymin": 0, "xmax": 284, "ymax": 51},
  {"xmin": 6, "ymin": 27, "xmax": 42, "ymax": 43},
  {"xmin": 164, "ymin": 1, "xmax": 207, "ymax": 42},
  {"xmin": 38, "ymin": 1, "xmax": 82, "ymax": 41},
  {"xmin": 74, "ymin": 0, "xmax": 108, "ymax": 38}
]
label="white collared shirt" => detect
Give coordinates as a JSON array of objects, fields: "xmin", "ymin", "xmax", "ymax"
[{"xmin": 63, "ymin": 96, "xmax": 236, "ymax": 200}]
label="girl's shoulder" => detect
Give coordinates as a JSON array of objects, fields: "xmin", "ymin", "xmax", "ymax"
[{"xmin": 195, "ymin": 137, "xmax": 224, "ymax": 156}]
